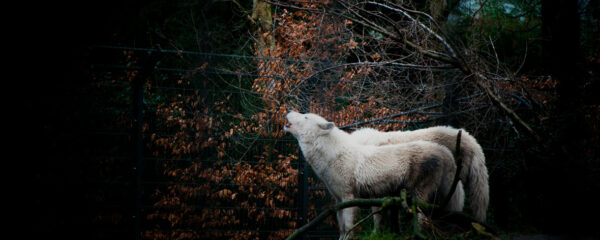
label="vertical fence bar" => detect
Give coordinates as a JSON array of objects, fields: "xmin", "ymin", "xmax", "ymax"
[
  {"xmin": 133, "ymin": 65, "xmax": 144, "ymax": 240},
  {"xmin": 297, "ymin": 154, "xmax": 309, "ymax": 240},
  {"xmin": 134, "ymin": 45, "xmax": 162, "ymax": 240}
]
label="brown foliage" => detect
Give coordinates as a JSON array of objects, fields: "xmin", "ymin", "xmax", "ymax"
[{"xmin": 127, "ymin": 1, "xmax": 566, "ymax": 239}]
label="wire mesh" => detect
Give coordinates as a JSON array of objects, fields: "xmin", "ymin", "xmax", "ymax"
[{"xmin": 86, "ymin": 45, "xmax": 514, "ymax": 239}]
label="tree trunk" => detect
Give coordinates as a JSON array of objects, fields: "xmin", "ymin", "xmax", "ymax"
[
  {"xmin": 542, "ymin": 0, "xmax": 581, "ymax": 108},
  {"xmin": 541, "ymin": 0, "xmax": 583, "ymax": 155},
  {"xmin": 539, "ymin": 0, "xmax": 588, "ymax": 233},
  {"xmin": 252, "ymin": 0, "xmax": 275, "ymax": 56}
]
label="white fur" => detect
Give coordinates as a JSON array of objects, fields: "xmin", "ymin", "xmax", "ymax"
[
  {"xmin": 284, "ymin": 112, "xmax": 460, "ymax": 239},
  {"xmin": 350, "ymin": 126, "xmax": 489, "ymax": 222}
]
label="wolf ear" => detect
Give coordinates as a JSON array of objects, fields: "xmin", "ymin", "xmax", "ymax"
[{"xmin": 318, "ymin": 122, "xmax": 334, "ymax": 130}]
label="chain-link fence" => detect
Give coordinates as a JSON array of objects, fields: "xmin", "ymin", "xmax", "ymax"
[{"xmin": 85, "ymin": 45, "xmax": 513, "ymax": 239}]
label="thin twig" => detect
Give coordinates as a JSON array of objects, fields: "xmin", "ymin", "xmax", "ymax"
[
  {"xmin": 342, "ymin": 208, "xmax": 385, "ymax": 240},
  {"xmin": 488, "ymin": 36, "xmax": 500, "ymax": 73}
]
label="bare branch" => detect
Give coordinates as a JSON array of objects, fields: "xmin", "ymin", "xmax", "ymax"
[
  {"xmin": 361, "ymin": 1, "xmax": 458, "ymax": 59},
  {"xmin": 476, "ymin": 77, "xmax": 543, "ymax": 142},
  {"xmin": 339, "ymin": 103, "xmax": 443, "ymax": 129}
]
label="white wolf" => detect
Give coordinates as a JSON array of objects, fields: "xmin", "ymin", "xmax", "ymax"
[
  {"xmin": 283, "ymin": 111, "xmax": 463, "ymax": 239},
  {"xmin": 349, "ymin": 126, "xmax": 489, "ymax": 222}
]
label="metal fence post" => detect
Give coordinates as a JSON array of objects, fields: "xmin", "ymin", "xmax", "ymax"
[
  {"xmin": 297, "ymin": 154, "xmax": 309, "ymax": 240},
  {"xmin": 134, "ymin": 45, "xmax": 162, "ymax": 240}
]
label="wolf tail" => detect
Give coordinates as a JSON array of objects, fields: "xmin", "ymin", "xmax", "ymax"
[
  {"xmin": 465, "ymin": 144, "xmax": 489, "ymax": 222},
  {"xmin": 445, "ymin": 181, "xmax": 465, "ymax": 212}
]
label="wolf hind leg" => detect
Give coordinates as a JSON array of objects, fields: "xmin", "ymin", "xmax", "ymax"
[
  {"xmin": 371, "ymin": 206, "xmax": 382, "ymax": 232},
  {"xmin": 336, "ymin": 209, "xmax": 345, "ymax": 237},
  {"xmin": 339, "ymin": 206, "xmax": 358, "ymax": 240}
]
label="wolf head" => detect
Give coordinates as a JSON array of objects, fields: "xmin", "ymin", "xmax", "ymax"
[{"xmin": 284, "ymin": 111, "xmax": 335, "ymax": 141}]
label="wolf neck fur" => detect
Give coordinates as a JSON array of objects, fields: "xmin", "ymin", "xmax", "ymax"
[{"xmin": 298, "ymin": 128, "xmax": 358, "ymax": 187}]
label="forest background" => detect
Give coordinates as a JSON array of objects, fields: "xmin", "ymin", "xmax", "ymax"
[{"xmin": 32, "ymin": 0, "xmax": 599, "ymax": 239}]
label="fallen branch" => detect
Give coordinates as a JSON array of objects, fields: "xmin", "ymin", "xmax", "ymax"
[
  {"xmin": 286, "ymin": 182, "xmax": 494, "ymax": 240},
  {"xmin": 285, "ymin": 198, "xmax": 388, "ymax": 240},
  {"xmin": 286, "ymin": 193, "xmax": 434, "ymax": 240}
]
